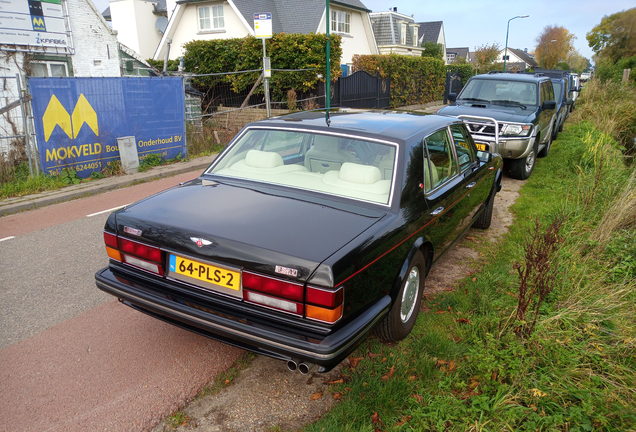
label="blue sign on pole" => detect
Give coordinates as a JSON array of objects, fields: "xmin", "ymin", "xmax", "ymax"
[{"xmin": 29, "ymin": 77, "xmax": 186, "ymax": 178}]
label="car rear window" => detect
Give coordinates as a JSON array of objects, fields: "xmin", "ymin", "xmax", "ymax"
[{"xmin": 208, "ymin": 128, "xmax": 397, "ymax": 205}]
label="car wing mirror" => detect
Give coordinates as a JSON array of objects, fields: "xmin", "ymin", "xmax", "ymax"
[
  {"xmin": 542, "ymin": 100, "xmax": 556, "ymax": 110},
  {"xmin": 448, "ymin": 92, "xmax": 457, "ymax": 102},
  {"xmin": 477, "ymin": 150, "xmax": 492, "ymax": 163},
  {"xmin": 566, "ymin": 97, "xmax": 573, "ymax": 105}
]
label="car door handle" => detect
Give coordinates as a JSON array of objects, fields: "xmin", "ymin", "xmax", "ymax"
[
  {"xmin": 430, "ymin": 207, "xmax": 444, "ymax": 215},
  {"xmin": 466, "ymin": 182, "xmax": 476, "ymax": 188}
]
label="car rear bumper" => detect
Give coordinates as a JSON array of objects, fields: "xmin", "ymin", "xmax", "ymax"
[{"xmin": 95, "ymin": 267, "xmax": 390, "ymax": 372}]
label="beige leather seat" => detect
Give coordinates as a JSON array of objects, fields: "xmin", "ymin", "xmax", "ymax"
[
  {"xmin": 304, "ymin": 134, "xmax": 358, "ymax": 173},
  {"xmin": 424, "ymin": 158, "xmax": 439, "ymax": 191}
]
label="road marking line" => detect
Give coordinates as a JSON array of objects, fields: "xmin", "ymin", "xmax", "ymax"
[
  {"xmin": 86, "ymin": 204, "xmax": 130, "ymax": 218},
  {"xmin": 0, "ymin": 236, "xmax": 16, "ymax": 242}
]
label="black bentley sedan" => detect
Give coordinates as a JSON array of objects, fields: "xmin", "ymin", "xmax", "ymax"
[{"xmin": 95, "ymin": 110, "xmax": 503, "ymax": 373}]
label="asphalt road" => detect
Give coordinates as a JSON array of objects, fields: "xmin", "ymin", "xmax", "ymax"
[{"xmin": 0, "ymin": 170, "xmax": 243, "ymax": 431}]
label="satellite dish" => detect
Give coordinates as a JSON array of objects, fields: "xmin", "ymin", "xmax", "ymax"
[{"xmin": 155, "ymin": 17, "xmax": 168, "ymax": 34}]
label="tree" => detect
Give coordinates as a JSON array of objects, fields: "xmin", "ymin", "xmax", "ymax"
[
  {"xmin": 473, "ymin": 43, "xmax": 501, "ymax": 72},
  {"xmin": 567, "ymin": 50, "xmax": 589, "ymax": 74},
  {"xmin": 421, "ymin": 41, "xmax": 444, "ymax": 60},
  {"xmin": 535, "ymin": 26, "xmax": 576, "ymax": 69},
  {"xmin": 555, "ymin": 62, "xmax": 570, "ymax": 70},
  {"xmin": 586, "ymin": 8, "xmax": 636, "ymax": 62}
]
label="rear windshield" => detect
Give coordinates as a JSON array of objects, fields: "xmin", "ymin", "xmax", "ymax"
[
  {"xmin": 207, "ymin": 128, "xmax": 397, "ymax": 205},
  {"xmin": 460, "ymin": 78, "xmax": 538, "ymax": 106}
]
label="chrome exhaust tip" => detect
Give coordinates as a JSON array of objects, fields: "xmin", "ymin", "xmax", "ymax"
[
  {"xmin": 287, "ymin": 360, "xmax": 298, "ymax": 372},
  {"xmin": 298, "ymin": 362, "xmax": 313, "ymax": 375}
]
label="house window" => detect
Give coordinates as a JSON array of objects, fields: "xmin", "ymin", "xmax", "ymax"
[
  {"xmin": 198, "ymin": 4, "xmax": 224, "ymax": 31},
  {"xmin": 30, "ymin": 62, "xmax": 68, "ymax": 77},
  {"xmin": 400, "ymin": 23, "xmax": 406, "ymax": 45},
  {"xmin": 331, "ymin": 10, "xmax": 350, "ymax": 34}
]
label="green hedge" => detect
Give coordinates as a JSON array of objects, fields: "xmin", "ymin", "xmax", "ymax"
[
  {"xmin": 178, "ymin": 34, "xmax": 342, "ymax": 102},
  {"xmin": 446, "ymin": 64, "xmax": 475, "ymax": 85},
  {"xmin": 352, "ymin": 54, "xmax": 446, "ymax": 107}
]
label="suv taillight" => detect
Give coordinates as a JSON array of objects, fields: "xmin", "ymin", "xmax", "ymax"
[
  {"xmin": 242, "ymin": 270, "xmax": 343, "ymax": 323},
  {"xmin": 103, "ymin": 231, "xmax": 164, "ymax": 276}
]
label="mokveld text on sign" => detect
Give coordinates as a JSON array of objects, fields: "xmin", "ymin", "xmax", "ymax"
[{"xmin": 46, "ymin": 143, "xmax": 102, "ymax": 161}]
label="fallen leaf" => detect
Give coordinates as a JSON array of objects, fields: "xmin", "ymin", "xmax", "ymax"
[
  {"xmin": 435, "ymin": 310, "xmax": 446, "ymax": 314},
  {"xmin": 448, "ymin": 360, "xmax": 457, "ymax": 372},
  {"xmin": 455, "ymin": 318, "xmax": 471, "ymax": 324},
  {"xmin": 408, "ymin": 375, "xmax": 417, "ymax": 382},
  {"xmin": 311, "ymin": 392, "xmax": 322, "ymax": 400},
  {"xmin": 333, "ymin": 392, "xmax": 343, "ymax": 400},
  {"xmin": 465, "ymin": 236, "xmax": 476, "ymax": 242},
  {"xmin": 371, "ymin": 412, "xmax": 381, "ymax": 425},
  {"xmin": 394, "ymin": 415, "xmax": 412, "ymax": 426},
  {"xmin": 368, "ymin": 352, "xmax": 383, "ymax": 358},
  {"xmin": 381, "ymin": 357, "xmax": 387, "ymax": 362},
  {"xmin": 345, "ymin": 387, "xmax": 352, "ymax": 392},
  {"xmin": 224, "ymin": 379, "xmax": 230, "ymax": 385},
  {"xmin": 325, "ymin": 378, "xmax": 344, "ymax": 385},
  {"xmin": 306, "ymin": 376, "xmax": 314, "ymax": 385},
  {"xmin": 491, "ymin": 371, "xmax": 499, "ymax": 381},
  {"xmin": 411, "ymin": 394, "xmax": 423, "ymax": 403},
  {"xmin": 468, "ymin": 376, "xmax": 480, "ymax": 388},
  {"xmin": 349, "ymin": 356, "xmax": 364, "ymax": 368},
  {"xmin": 472, "ymin": 277, "xmax": 477, "ymax": 281}
]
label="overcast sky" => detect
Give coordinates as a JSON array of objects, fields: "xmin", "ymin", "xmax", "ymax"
[{"xmin": 91, "ymin": 0, "xmax": 633, "ymax": 62}]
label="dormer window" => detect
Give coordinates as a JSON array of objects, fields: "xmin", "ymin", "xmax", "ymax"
[
  {"xmin": 198, "ymin": 4, "xmax": 224, "ymax": 31},
  {"xmin": 332, "ymin": 10, "xmax": 350, "ymax": 34}
]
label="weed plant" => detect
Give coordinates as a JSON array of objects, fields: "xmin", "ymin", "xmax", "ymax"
[{"xmin": 306, "ymin": 125, "xmax": 636, "ymax": 430}]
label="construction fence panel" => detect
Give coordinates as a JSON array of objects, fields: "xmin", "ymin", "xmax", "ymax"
[{"xmin": 29, "ymin": 76, "xmax": 186, "ymax": 178}]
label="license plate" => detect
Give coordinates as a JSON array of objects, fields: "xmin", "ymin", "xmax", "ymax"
[
  {"xmin": 169, "ymin": 254, "xmax": 241, "ymax": 295},
  {"xmin": 476, "ymin": 143, "xmax": 487, "ymax": 151}
]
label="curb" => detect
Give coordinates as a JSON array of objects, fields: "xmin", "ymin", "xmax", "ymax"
[{"xmin": 0, "ymin": 156, "xmax": 215, "ymax": 217}]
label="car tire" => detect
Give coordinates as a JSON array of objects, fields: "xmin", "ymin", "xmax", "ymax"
[
  {"xmin": 376, "ymin": 252, "xmax": 426, "ymax": 342},
  {"xmin": 539, "ymin": 126, "xmax": 553, "ymax": 158},
  {"xmin": 472, "ymin": 189, "xmax": 495, "ymax": 230},
  {"xmin": 558, "ymin": 120, "xmax": 564, "ymax": 133},
  {"xmin": 508, "ymin": 138, "xmax": 538, "ymax": 180}
]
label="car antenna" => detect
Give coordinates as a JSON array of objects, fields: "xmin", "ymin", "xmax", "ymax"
[{"xmin": 325, "ymin": 109, "xmax": 331, "ymax": 127}]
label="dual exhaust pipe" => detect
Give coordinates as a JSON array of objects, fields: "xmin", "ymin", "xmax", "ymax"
[{"xmin": 287, "ymin": 360, "xmax": 313, "ymax": 375}]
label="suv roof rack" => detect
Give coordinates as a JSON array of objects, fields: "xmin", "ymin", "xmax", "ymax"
[{"xmin": 487, "ymin": 70, "xmax": 504, "ymax": 74}]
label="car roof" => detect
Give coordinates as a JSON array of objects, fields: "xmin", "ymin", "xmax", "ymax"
[
  {"xmin": 470, "ymin": 73, "xmax": 548, "ymax": 84},
  {"xmin": 249, "ymin": 109, "xmax": 460, "ymax": 142}
]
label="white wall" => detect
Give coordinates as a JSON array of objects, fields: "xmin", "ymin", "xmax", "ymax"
[
  {"xmin": 110, "ymin": 0, "xmax": 162, "ymax": 60},
  {"xmin": 166, "ymin": 2, "xmax": 250, "ymax": 60},
  {"xmin": 317, "ymin": 8, "xmax": 377, "ymax": 65},
  {"xmin": 70, "ymin": 0, "xmax": 121, "ymax": 76}
]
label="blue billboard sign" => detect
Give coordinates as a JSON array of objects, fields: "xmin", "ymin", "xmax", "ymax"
[{"xmin": 30, "ymin": 77, "xmax": 186, "ymax": 178}]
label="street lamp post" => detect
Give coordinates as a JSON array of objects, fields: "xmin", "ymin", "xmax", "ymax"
[
  {"xmin": 542, "ymin": 39, "xmax": 558, "ymax": 69},
  {"xmin": 503, "ymin": 15, "xmax": 529, "ymax": 72}
]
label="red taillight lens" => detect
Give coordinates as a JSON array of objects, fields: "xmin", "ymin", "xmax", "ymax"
[
  {"xmin": 306, "ymin": 286, "xmax": 343, "ymax": 308},
  {"xmin": 243, "ymin": 271, "xmax": 304, "ymax": 302},
  {"xmin": 119, "ymin": 238, "xmax": 162, "ymax": 263},
  {"xmin": 104, "ymin": 232, "xmax": 164, "ymax": 276},
  {"xmin": 242, "ymin": 271, "xmax": 304, "ymax": 316},
  {"xmin": 104, "ymin": 232, "xmax": 118, "ymax": 248}
]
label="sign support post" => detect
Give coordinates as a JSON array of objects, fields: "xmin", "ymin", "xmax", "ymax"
[{"xmin": 254, "ymin": 13, "xmax": 272, "ymax": 118}]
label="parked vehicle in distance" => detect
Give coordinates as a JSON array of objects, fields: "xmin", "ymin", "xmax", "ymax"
[
  {"xmin": 580, "ymin": 72, "xmax": 591, "ymax": 82},
  {"xmin": 571, "ymin": 74, "xmax": 581, "ymax": 110},
  {"xmin": 437, "ymin": 72, "xmax": 556, "ymax": 180},
  {"xmin": 95, "ymin": 109, "xmax": 503, "ymax": 373},
  {"xmin": 550, "ymin": 77, "xmax": 572, "ymax": 138}
]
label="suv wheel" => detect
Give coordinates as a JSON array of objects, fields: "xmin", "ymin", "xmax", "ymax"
[{"xmin": 508, "ymin": 139, "xmax": 538, "ymax": 180}]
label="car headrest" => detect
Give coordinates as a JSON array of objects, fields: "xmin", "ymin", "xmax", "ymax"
[
  {"xmin": 339, "ymin": 163, "xmax": 381, "ymax": 185},
  {"xmin": 312, "ymin": 134, "xmax": 340, "ymax": 152},
  {"xmin": 245, "ymin": 150, "xmax": 284, "ymax": 168}
]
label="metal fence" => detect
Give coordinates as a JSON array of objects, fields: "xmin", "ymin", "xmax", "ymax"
[
  {"xmin": 443, "ymin": 70, "xmax": 465, "ymax": 104},
  {"xmin": 0, "ymin": 74, "xmax": 38, "ymax": 177},
  {"xmin": 331, "ymin": 70, "xmax": 390, "ymax": 109}
]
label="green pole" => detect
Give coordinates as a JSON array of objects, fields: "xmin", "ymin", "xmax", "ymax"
[{"xmin": 325, "ymin": 0, "xmax": 330, "ymax": 112}]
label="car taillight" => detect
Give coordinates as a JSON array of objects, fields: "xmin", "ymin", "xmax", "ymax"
[
  {"xmin": 103, "ymin": 231, "xmax": 164, "ymax": 276},
  {"xmin": 306, "ymin": 286, "xmax": 343, "ymax": 324},
  {"xmin": 242, "ymin": 270, "xmax": 343, "ymax": 323},
  {"xmin": 243, "ymin": 271, "xmax": 304, "ymax": 315}
]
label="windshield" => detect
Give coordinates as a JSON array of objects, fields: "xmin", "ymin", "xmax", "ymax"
[
  {"xmin": 207, "ymin": 128, "xmax": 397, "ymax": 205},
  {"xmin": 459, "ymin": 79, "xmax": 538, "ymax": 106},
  {"xmin": 553, "ymin": 82, "xmax": 562, "ymax": 102}
]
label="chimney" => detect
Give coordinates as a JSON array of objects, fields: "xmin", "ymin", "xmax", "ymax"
[{"xmin": 393, "ymin": 7, "xmax": 397, "ymax": 12}]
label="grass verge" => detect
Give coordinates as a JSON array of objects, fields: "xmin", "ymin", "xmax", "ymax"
[{"xmin": 306, "ymin": 122, "xmax": 636, "ymax": 431}]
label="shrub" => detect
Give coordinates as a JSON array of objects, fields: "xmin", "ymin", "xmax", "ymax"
[{"xmin": 352, "ymin": 54, "xmax": 445, "ymax": 107}]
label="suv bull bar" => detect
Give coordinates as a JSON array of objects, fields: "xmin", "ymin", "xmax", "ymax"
[{"xmin": 457, "ymin": 115, "xmax": 500, "ymax": 154}]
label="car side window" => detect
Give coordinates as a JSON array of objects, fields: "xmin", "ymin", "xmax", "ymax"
[
  {"xmin": 423, "ymin": 128, "xmax": 457, "ymax": 191},
  {"xmin": 449, "ymin": 124, "xmax": 476, "ymax": 172},
  {"xmin": 540, "ymin": 82, "xmax": 548, "ymax": 104}
]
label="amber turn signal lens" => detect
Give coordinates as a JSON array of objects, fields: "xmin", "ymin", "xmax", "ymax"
[
  {"xmin": 106, "ymin": 246, "xmax": 121, "ymax": 262},
  {"xmin": 305, "ymin": 304, "xmax": 343, "ymax": 324}
]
